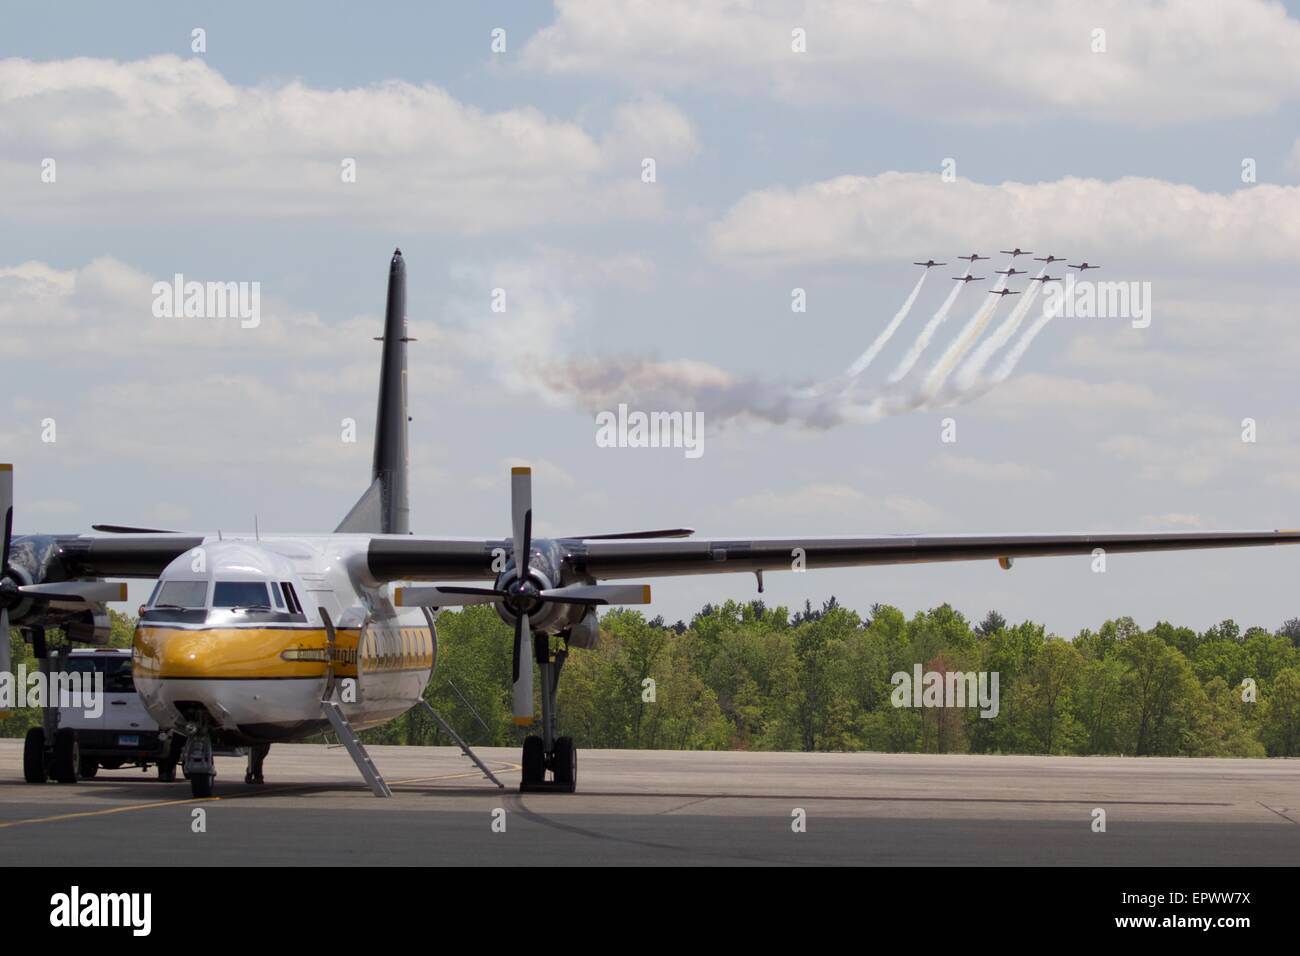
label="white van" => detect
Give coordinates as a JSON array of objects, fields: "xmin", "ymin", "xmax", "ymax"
[{"xmin": 22, "ymin": 648, "xmax": 182, "ymax": 783}]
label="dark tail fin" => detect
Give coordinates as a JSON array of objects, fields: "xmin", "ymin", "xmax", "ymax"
[{"xmin": 336, "ymin": 248, "xmax": 410, "ymax": 534}]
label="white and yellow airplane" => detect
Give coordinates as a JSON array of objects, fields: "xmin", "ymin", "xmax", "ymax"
[{"xmin": 4, "ymin": 249, "xmax": 1299, "ymax": 798}]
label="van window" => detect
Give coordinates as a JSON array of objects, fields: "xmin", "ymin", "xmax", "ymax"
[
  {"xmin": 66, "ymin": 655, "xmax": 135, "ymax": 693},
  {"xmin": 154, "ymin": 580, "xmax": 208, "ymax": 609},
  {"xmin": 213, "ymin": 581, "xmax": 271, "ymax": 608}
]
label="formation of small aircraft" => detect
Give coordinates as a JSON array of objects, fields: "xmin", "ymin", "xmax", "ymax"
[{"xmin": 917, "ymin": 250, "xmax": 1099, "ymax": 294}]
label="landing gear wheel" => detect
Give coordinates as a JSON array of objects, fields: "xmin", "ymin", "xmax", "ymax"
[
  {"xmin": 191, "ymin": 772, "xmax": 215, "ymax": 798},
  {"xmin": 78, "ymin": 756, "xmax": 99, "ymax": 779},
  {"xmin": 521, "ymin": 735, "xmax": 544, "ymax": 787},
  {"xmin": 157, "ymin": 762, "xmax": 177, "ymax": 783},
  {"xmin": 244, "ymin": 742, "xmax": 269, "ymax": 785},
  {"xmin": 159, "ymin": 733, "xmax": 183, "ymax": 781},
  {"xmin": 51, "ymin": 727, "xmax": 80, "ymax": 784},
  {"xmin": 23, "ymin": 727, "xmax": 48, "ymax": 783},
  {"xmin": 553, "ymin": 736, "xmax": 577, "ymax": 793}
]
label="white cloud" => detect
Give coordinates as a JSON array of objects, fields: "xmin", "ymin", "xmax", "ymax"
[
  {"xmin": 707, "ymin": 172, "xmax": 1300, "ymax": 268},
  {"xmin": 523, "ymin": 0, "xmax": 1300, "ymax": 125},
  {"xmin": 931, "ymin": 454, "xmax": 1051, "ymax": 483},
  {"xmin": 733, "ymin": 482, "xmax": 946, "ymax": 530},
  {"xmin": 0, "ymin": 56, "xmax": 698, "ymax": 232}
]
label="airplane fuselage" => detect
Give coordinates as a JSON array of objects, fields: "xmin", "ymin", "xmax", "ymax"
[{"xmin": 132, "ymin": 536, "xmax": 436, "ymax": 745}]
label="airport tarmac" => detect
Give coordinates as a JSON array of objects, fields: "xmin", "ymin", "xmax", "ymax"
[{"xmin": 0, "ymin": 740, "xmax": 1296, "ymax": 865}]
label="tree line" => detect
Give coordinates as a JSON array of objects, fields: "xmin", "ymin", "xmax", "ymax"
[{"xmin": 5, "ymin": 602, "xmax": 1299, "ymax": 757}]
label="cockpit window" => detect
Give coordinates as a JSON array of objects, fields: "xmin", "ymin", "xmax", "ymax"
[
  {"xmin": 212, "ymin": 581, "xmax": 271, "ymax": 608},
  {"xmin": 154, "ymin": 580, "xmax": 208, "ymax": 609}
]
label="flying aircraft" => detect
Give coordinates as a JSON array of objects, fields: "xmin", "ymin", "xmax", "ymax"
[
  {"xmin": 1069, "ymin": 262, "xmax": 1100, "ymax": 271},
  {"xmin": 913, "ymin": 259, "xmax": 946, "ymax": 269},
  {"xmin": 988, "ymin": 288, "xmax": 1021, "ymax": 296},
  {"xmin": 951, "ymin": 273, "xmax": 985, "ymax": 283},
  {"xmin": 999, "ymin": 247, "xmax": 1033, "ymax": 258},
  {"xmin": 956, "ymin": 253, "xmax": 989, "ymax": 262},
  {"xmin": 4, "ymin": 249, "xmax": 1299, "ymax": 799},
  {"xmin": 1033, "ymin": 255, "xmax": 1065, "ymax": 264},
  {"xmin": 994, "ymin": 267, "xmax": 1027, "ymax": 277},
  {"xmin": 1031, "ymin": 275, "xmax": 1061, "ymax": 283}
]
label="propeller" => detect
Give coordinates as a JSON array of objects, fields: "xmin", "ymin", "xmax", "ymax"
[
  {"xmin": 1, "ymin": 464, "xmax": 12, "ymax": 678},
  {"xmin": 394, "ymin": 466, "xmax": 653, "ymax": 724},
  {"xmin": 0, "ymin": 465, "xmax": 129, "ymax": 678}
]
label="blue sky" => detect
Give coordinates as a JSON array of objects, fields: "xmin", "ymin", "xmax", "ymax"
[{"xmin": 4, "ymin": 0, "xmax": 1300, "ymax": 633}]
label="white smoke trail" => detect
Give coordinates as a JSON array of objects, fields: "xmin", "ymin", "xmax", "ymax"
[
  {"xmin": 992, "ymin": 299, "xmax": 1061, "ymax": 382},
  {"xmin": 886, "ymin": 276, "xmax": 966, "ymax": 384},
  {"xmin": 919, "ymin": 268, "xmax": 1010, "ymax": 396},
  {"xmin": 953, "ymin": 266, "xmax": 1046, "ymax": 389},
  {"xmin": 803, "ymin": 268, "xmax": 928, "ymax": 397}
]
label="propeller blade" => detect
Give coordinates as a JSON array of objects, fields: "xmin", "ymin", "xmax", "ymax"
[
  {"xmin": 568, "ymin": 528, "xmax": 694, "ymax": 540},
  {"xmin": 91, "ymin": 524, "xmax": 178, "ymax": 534},
  {"xmin": 19, "ymin": 581, "xmax": 128, "ymax": 603},
  {"xmin": 512, "ymin": 612, "xmax": 534, "ymax": 724},
  {"xmin": 511, "ymin": 466, "xmax": 532, "ymax": 574},
  {"xmin": 1, "ymin": 463, "xmax": 12, "ymax": 572},
  {"xmin": 540, "ymin": 584, "xmax": 652, "ymax": 606},
  {"xmin": 0, "ymin": 607, "xmax": 11, "ymax": 683},
  {"xmin": 393, "ymin": 586, "xmax": 504, "ymax": 607}
]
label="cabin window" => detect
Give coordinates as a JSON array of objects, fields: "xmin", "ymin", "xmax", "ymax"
[
  {"xmin": 212, "ymin": 581, "xmax": 271, "ymax": 608},
  {"xmin": 154, "ymin": 580, "xmax": 208, "ymax": 609}
]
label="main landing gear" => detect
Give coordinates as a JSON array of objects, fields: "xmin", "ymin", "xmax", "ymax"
[
  {"xmin": 244, "ymin": 742, "xmax": 270, "ymax": 785},
  {"xmin": 520, "ymin": 644, "xmax": 577, "ymax": 793}
]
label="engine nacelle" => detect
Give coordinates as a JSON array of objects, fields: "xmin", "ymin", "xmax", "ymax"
[
  {"xmin": 567, "ymin": 609, "xmax": 601, "ymax": 650},
  {"xmin": 0, "ymin": 534, "xmax": 114, "ymax": 643}
]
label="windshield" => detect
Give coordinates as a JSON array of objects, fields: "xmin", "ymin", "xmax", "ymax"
[
  {"xmin": 153, "ymin": 580, "xmax": 208, "ymax": 609},
  {"xmin": 212, "ymin": 581, "xmax": 270, "ymax": 608}
]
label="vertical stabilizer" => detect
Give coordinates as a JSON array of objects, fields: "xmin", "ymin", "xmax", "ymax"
[{"xmin": 336, "ymin": 249, "xmax": 410, "ymax": 534}]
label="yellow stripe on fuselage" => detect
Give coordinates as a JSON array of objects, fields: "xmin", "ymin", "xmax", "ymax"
[{"xmin": 134, "ymin": 626, "xmax": 362, "ymax": 681}]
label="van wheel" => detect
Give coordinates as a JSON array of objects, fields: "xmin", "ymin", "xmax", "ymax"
[
  {"xmin": 51, "ymin": 728, "xmax": 80, "ymax": 784},
  {"xmin": 78, "ymin": 756, "xmax": 99, "ymax": 778},
  {"xmin": 23, "ymin": 727, "xmax": 48, "ymax": 783}
]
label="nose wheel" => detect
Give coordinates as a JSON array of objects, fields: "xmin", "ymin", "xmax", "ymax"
[{"xmin": 518, "ymin": 649, "xmax": 577, "ymax": 793}]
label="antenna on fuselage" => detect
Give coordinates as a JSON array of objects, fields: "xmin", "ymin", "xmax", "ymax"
[{"xmin": 254, "ymin": 514, "xmax": 260, "ymax": 541}]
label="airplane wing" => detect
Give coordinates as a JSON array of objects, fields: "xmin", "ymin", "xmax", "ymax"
[
  {"xmin": 365, "ymin": 529, "xmax": 1300, "ymax": 583},
  {"xmin": 49, "ymin": 534, "xmax": 207, "ymax": 578}
]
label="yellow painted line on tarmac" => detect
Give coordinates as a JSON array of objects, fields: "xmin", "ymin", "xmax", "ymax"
[
  {"xmin": 0, "ymin": 763, "xmax": 521, "ymax": 830},
  {"xmin": 0, "ymin": 794, "xmax": 218, "ymax": 830}
]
